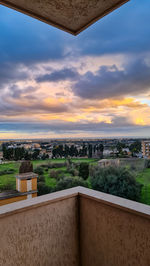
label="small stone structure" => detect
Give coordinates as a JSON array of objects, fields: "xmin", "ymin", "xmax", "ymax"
[{"xmin": 98, "ymin": 159, "xmax": 120, "ymax": 168}]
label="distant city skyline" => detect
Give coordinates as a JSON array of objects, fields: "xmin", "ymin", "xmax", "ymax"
[{"xmin": 0, "ymin": 0, "xmax": 150, "ymax": 139}]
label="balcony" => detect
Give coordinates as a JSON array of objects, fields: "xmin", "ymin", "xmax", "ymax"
[{"xmin": 0, "ymin": 186, "xmax": 150, "ymax": 266}]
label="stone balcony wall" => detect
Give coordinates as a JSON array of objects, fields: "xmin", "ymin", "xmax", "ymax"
[
  {"xmin": 0, "ymin": 189, "xmax": 79, "ymax": 266},
  {"xmin": 0, "ymin": 187, "xmax": 150, "ymax": 266}
]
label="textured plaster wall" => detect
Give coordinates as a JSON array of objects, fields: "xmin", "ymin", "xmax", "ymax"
[
  {"xmin": 80, "ymin": 197, "xmax": 150, "ymax": 266},
  {"xmin": 0, "ymin": 197, "xmax": 79, "ymax": 266}
]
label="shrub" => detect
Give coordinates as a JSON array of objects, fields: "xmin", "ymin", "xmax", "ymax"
[
  {"xmin": 79, "ymin": 162, "xmax": 89, "ymax": 180},
  {"xmin": 0, "ymin": 169, "xmax": 15, "ymax": 176},
  {"xmin": 0, "ymin": 182, "xmax": 14, "ymax": 191},
  {"xmin": 37, "ymin": 182, "xmax": 52, "ymax": 196},
  {"xmin": 54, "ymin": 176, "xmax": 88, "ymax": 192},
  {"xmin": 38, "ymin": 175, "xmax": 45, "ymax": 182},
  {"xmin": 144, "ymin": 159, "xmax": 150, "ymax": 168},
  {"xmin": 73, "ymin": 169, "xmax": 79, "ymax": 176},
  {"xmin": 49, "ymin": 170, "xmax": 60, "ymax": 179},
  {"xmin": 34, "ymin": 166, "xmax": 44, "ymax": 176},
  {"xmin": 90, "ymin": 166, "xmax": 142, "ymax": 201},
  {"xmin": 40, "ymin": 164, "xmax": 48, "ymax": 168},
  {"xmin": 48, "ymin": 162, "xmax": 66, "ymax": 169},
  {"xmin": 67, "ymin": 166, "xmax": 79, "ymax": 177}
]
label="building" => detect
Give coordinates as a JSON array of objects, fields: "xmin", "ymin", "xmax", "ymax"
[
  {"xmin": 141, "ymin": 140, "xmax": 150, "ymax": 158},
  {"xmin": 0, "ymin": 162, "xmax": 38, "ymax": 206}
]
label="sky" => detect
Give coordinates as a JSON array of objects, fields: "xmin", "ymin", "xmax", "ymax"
[{"xmin": 0, "ymin": 0, "xmax": 150, "ymax": 139}]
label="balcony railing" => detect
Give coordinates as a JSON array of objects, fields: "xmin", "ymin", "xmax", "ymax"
[{"xmin": 0, "ymin": 187, "xmax": 150, "ymax": 266}]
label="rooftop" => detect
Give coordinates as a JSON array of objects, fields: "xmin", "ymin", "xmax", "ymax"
[
  {"xmin": 0, "ymin": 190, "xmax": 37, "ymax": 200},
  {"xmin": 0, "ymin": 0, "xmax": 129, "ymax": 35}
]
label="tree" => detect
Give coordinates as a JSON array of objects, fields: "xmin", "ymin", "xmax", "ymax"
[
  {"xmin": 79, "ymin": 162, "xmax": 89, "ymax": 180},
  {"xmin": 129, "ymin": 141, "xmax": 141, "ymax": 156},
  {"xmin": 144, "ymin": 159, "xmax": 150, "ymax": 168},
  {"xmin": 90, "ymin": 166, "xmax": 142, "ymax": 201},
  {"xmin": 34, "ymin": 166, "xmax": 44, "ymax": 176},
  {"xmin": 38, "ymin": 175, "xmax": 45, "ymax": 182},
  {"xmin": 49, "ymin": 170, "xmax": 60, "ymax": 179},
  {"xmin": 41, "ymin": 153, "xmax": 49, "ymax": 160},
  {"xmin": 64, "ymin": 144, "xmax": 70, "ymax": 158},
  {"xmin": 14, "ymin": 147, "xmax": 25, "ymax": 161},
  {"xmin": 2, "ymin": 145, "xmax": 14, "ymax": 160},
  {"xmin": 88, "ymin": 144, "xmax": 93, "ymax": 158},
  {"xmin": 98, "ymin": 144, "xmax": 104, "ymax": 159},
  {"xmin": 24, "ymin": 151, "xmax": 31, "ymax": 160},
  {"xmin": 37, "ymin": 182, "xmax": 52, "ymax": 196},
  {"xmin": 32, "ymin": 149, "xmax": 40, "ymax": 160},
  {"xmin": 116, "ymin": 142, "xmax": 123, "ymax": 154},
  {"xmin": 54, "ymin": 176, "xmax": 88, "ymax": 191}
]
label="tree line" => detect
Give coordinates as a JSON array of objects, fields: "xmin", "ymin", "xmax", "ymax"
[
  {"xmin": 2, "ymin": 145, "xmax": 49, "ymax": 161},
  {"xmin": 52, "ymin": 143, "xmax": 104, "ymax": 158}
]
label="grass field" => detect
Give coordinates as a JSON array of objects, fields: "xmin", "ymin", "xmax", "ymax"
[
  {"xmin": 0, "ymin": 162, "xmax": 20, "ymax": 190},
  {"xmin": 1, "ymin": 158, "xmax": 150, "ymax": 206},
  {"xmin": 136, "ymin": 168, "xmax": 150, "ymax": 205},
  {"xmin": 0, "ymin": 158, "xmax": 98, "ymax": 191}
]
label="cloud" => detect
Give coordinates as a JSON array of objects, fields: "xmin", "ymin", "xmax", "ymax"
[
  {"xmin": 73, "ymin": 57, "xmax": 150, "ymax": 99},
  {"xmin": 0, "ymin": 119, "xmax": 150, "ymax": 138},
  {"xmin": 36, "ymin": 67, "xmax": 79, "ymax": 83},
  {"xmin": 1, "ymin": 0, "xmax": 150, "ymax": 138},
  {"xmin": 0, "ymin": 63, "xmax": 29, "ymax": 89},
  {"xmin": 9, "ymin": 85, "xmax": 38, "ymax": 99},
  {"xmin": 0, "ymin": 5, "xmax": 65, "ymax": 66},
  {"xmin": 1, "ymin": 0, "xmax": 150, "ymax": 68}
]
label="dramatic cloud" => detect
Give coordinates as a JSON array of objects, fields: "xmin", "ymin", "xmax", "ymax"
[
  {"xmin": 73, "ymin": 58, "xmax": 150, "ymax": 99},
  {"xmin": 0, "ymin": 63, "xmax": 29, "ymax": 88},
  {"xmin": 36, "ymin": 68, "xmax": 79, "ymax": 83},
  {"xmin": 0, "ymin": 0, "xmax": 150, "ymax": 138}
]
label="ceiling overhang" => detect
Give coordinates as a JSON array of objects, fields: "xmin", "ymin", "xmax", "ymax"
[{"xmin": 0, "ymin": 0, "xmax": 129, "ymax": 35}]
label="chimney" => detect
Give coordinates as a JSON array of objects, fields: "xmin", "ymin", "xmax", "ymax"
[{"xmin": 16, "ymin": 161, "xmax": 38, "ymax": 199}]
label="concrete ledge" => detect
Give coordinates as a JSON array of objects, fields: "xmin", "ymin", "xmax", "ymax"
[
  {"xmin": 78, "ymin": 187, "xmax": 150, "ymax": 219},
  {"xmin": 0, "ymin": 186, "xmax": 150, "ymax": 220},
  {"xmin": 0, "ymin": 187, "xmax": 78, "ymax": 218}
]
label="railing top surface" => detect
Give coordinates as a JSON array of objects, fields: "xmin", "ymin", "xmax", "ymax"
[{"xmin": 0, "ymin": 186, "xmax": 150, "ymax": 219}]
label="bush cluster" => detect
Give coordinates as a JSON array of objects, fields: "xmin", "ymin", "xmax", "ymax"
[
  {"xmin": 0, "ymin": 169, "xmax": 15, "ymax": 176},
  {"xmin": 37, "ymin": 182, "xmax": 52, "ymax": 196},
  {"xmin": 0, "ymin": 182, "xmax": 14, "ymax": 192},
  {"xmin": 54, "ymin": 176, "xmax": 88, "ymax": 192},
  {"xmin": 34, "ymin": 166, "xmax": 44, "ymax": 176},
  {"xmin": 90, "ymin": 166, "xmax": 142, "ymax": 201},
  {"xmin": 144, "ymin": 159, "xmax": 150, "ymax": 168}
]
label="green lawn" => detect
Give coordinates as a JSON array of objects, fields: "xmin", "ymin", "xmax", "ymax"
[
  {"xmin": 2, "ymin": 158, "xmax": 149, "ymax": 205},
  {"xmin": 136, "ymin": 168, "xmax": 150, "ymax": 205},
  {"xmin": 32, "ymin": 158, "xmax": 98, "ymax": 165},
  {"xmin": 0, "ymin": 158, "xmax": 97, "ymax": 191},
  {"xmin": 0, "ymin": 162, "xmax": 20, "ymax": 190}
]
